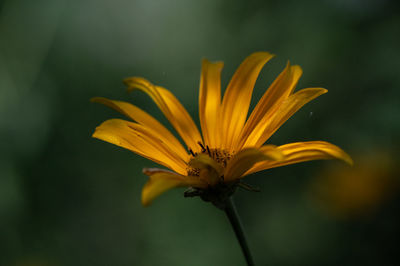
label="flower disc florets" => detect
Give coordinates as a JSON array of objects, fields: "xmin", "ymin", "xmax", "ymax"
[
  {"xmin": 187, "ymin": 142, "xmax": 232, "ymax": 175},
  {"xmin": 185, "ymin": 142, "xmax": 242, "ymax": 209}
]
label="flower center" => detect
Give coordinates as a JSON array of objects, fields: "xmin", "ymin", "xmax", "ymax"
[
  {"xmin": 185, "ymin": 142, "xmax": 260, "ymax": 209},
  {"xmin": 187, "ymin": 142, "xmax": 232, "ymax": 176}
]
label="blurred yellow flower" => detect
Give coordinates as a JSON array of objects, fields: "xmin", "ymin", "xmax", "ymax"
[
  {"xmin": 92, "ymin": 52, "xmax": 352, "ymax": 207},
  {"xmin": 309, "ymin": 152, "xmax": 399, "ymax": 219}
]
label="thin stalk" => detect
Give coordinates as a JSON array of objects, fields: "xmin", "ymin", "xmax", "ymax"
[{"xmin": 224, "ymin": 197, "xmax": 255, "ymax": 266}]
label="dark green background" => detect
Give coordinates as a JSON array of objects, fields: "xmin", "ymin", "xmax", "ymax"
[{"xmin": 1, "ymin": 0, "xmax": 399, "ymax": 265}]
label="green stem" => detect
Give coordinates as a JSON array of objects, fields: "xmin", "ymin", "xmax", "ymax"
[{"xmin": 224, "ymin": 197, "xmax": 255, "ymax": 266}]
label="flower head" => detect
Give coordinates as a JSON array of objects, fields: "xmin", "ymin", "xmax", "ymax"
[{"xmin": 92, "ymin": 52, "xmax": 352, "ymax": 207}]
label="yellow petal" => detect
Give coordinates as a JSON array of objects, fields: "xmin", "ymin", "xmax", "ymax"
[
  {"xmin": 220, "ymin": 52, "xmax": 274, "ymax": 152},
  {"xmin": 246, "ymin": 141, "xmax": 353, "ymax": 175},
  {"xmin": 236, "ymin": 63, "xmax": 302, "ymax": 150},
  {"xmin": 199, "ymin": 59, "xmax": 224, "ymax": 148},
  {"xmin": 92, "ymin": 119, "xmax": 188, "ymax": 175},
  {"xmin": 124, "ymin": 77, "xmax": 203, "ymax": 153},
  {"xmin": 224, "ymin": 145, "xmax": 283, "ymax": 181},
  {"xmin": 141, "ymin": 168, "xmax": 207, "ymax": 206},
  {"xmin": 188, "ymin": 153, "xmax": 223, "ymax": 185},
  {"xmin": 91, "ymin": 97, "xmax": 189, "ymax": 161},
  {"xmin": 245, "ymin": 87, "xmax": 328, "ymax": 148}
]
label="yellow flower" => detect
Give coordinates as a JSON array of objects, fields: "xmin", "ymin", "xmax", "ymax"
[{"xmin": 92, "ymin": 52, "xmax": 352, "ymax": 207}]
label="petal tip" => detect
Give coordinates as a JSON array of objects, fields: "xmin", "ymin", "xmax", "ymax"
[
  {"xmin": 253, "ymin": 51, "xmax": 276, "ymax": 62},
  {"xmin": 142, "ymin": 168, "xmax": 151, "ymax": 175},
  {"xmin": 202, "ymin": 58, "xmax": 210, "ymax": 64},
  {"xmin": 91, "ymin": 128, "xmax": 102, "ymax": 139},
  {"xmin": 291, "ymin": 65, "xmax": 303, "ymax": 74},
  {"xmin": 141, "ymin": 191, "xmax": 152, "ymax": 207},
  {"xmin": 123, "ymin": 77, "xmax": 134, "ymax": 86},
  {"xmin": 90, "ymin": 97, "xmax": 101, "ymax": 103},
  {"xmin": 202, "ymin": 58, "xmax": 224, "ymax": 68},
  {"xmin": 342, "ymin": 153, "xmax": 354, "ymax": 166},
  {"xmin": 123, "ymin": 76, "xmax": 151, "ymax": 88},
  {"xmin": 252, "ymin": 51, "xmax": 275, "ymax": 58}
]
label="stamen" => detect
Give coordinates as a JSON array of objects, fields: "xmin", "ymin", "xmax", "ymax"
[
  {"xmin": 198, "ymin": 141, "xmax": 206, "ymax": 152},
  {"xmin": 189, "ymin": 148, "xmax": 195, "ymax": 157},
  {"xmin": 206, "ymin": 145, "xmax": 211, "ymax": 156}
]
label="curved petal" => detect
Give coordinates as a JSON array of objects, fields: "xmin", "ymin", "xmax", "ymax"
[
  {"xmin": 92, "ymin": 119, "xmax": 188, "ymax": 175},
  {"xmin": 188, "ymin": 153, "xmax": 223, "ymax": 186},
  {"xmin": 236, "ymin": 63, "xmax": 302, "ymax": 150},
  {"xmin": 199, "ymin": 59, "xmax": 224, "ymax": 148},
  {"xmin": 244, "ymin": 87, "xmax": 328, "ymax": 148},
  {"xmin": 142, "ymin": 168, "xmax": 207, "ymax": 206},
  {"xmin": 91, "ymin": 97, "xmax": 189, "ymax": 161},
  {"xmin": 246, "ymin": 141, "xmax": 353, "ymax": 175},
  {"xmin": 224, "ymin": 145, "xmax": 284, "ymax": 182},
  {"xmin": 124, "ymin": 77, "xmax": 203, "ymax": 153},
  {"xmin": 220, "ymin": 52, "xmax": 274, "ymax": 152}
]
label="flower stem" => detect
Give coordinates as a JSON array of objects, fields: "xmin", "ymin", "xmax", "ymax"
[{"xmin": 224, "ymin": 197, "xmax": 255, "ymax": 266}]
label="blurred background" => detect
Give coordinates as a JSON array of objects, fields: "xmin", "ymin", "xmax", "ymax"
[{"xmin": 1, "ymin": 0, "xmax": 399, "ymax": 265}]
